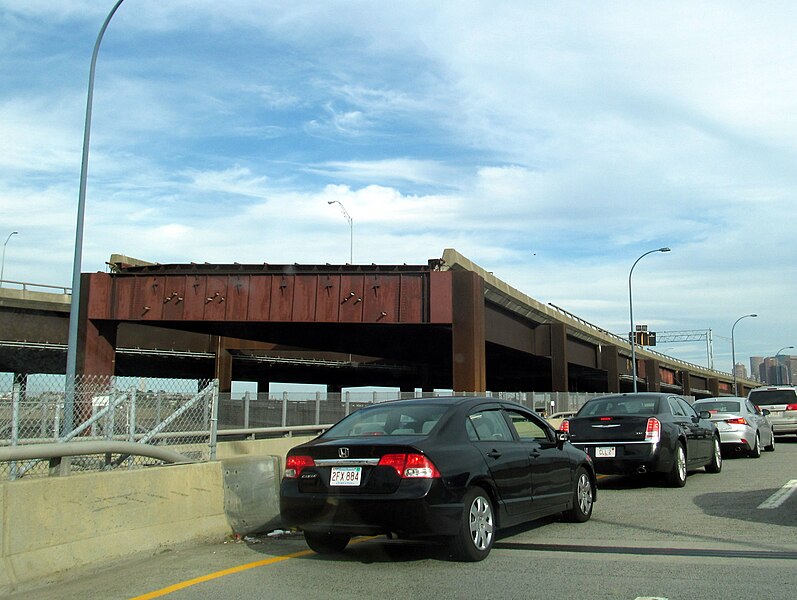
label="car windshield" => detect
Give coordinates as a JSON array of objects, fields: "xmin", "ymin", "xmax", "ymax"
[
  {"xmin": 694, "ymin": 401, "xmax": 741, "ymax": 413},
  {"xmin": 748, "ymin": 390, "xmax": 797, "ymax": 405},
  {"xmin": 323, "ymin": 403, "xmax": 447, "ymax": 437},
  {"xmin": 578, "ymin": 396, "xmax": 660, "ymax": 416}
]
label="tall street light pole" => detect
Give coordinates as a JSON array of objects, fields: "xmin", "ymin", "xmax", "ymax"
[
  {"xmin": 65, "ymin": 0, "xmax": 126, "ymax": 434},
  {"xmin": 327, "ymin": 200, "xmax": 353, "ymax": 264},
  {"xmin": 1, "ymin": 231, "xmax": 19, "ymax": 288},
  {"xmin": 731, "ymin": 313, "xmax": 757, "ymax": 395},
  {"xmin": 628, "ymin": 247, "xmax": 671, "ymax": 393},
  {"xmin": 775, "ymin": 345, "xmax": 794, "ymax": 385}
]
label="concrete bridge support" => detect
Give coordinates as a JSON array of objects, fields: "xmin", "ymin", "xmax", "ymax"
[
  {"xmin": 644, "ymin": 359, "xmax": 661, "ymax": 392},
  {"xmin": 451, "ymin": 270, "xmax": 486, "ymax": 393},
  {"xmin": 549, "ymin": 323, "xmax": 569, "ymax": 392},
  {"xmin": 601, "ymin": 345, "xmax": 621, "ymax": 393},
  {"xmin": 213, "ymin": 336, "xmax": 233, "ymax": 394}
]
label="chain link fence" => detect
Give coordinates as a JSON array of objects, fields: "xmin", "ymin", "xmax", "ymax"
[
  {"xmin": 0, "ymin": 373, "xmax": 218, "ymax": 480},
  {"xmin": 3, "ymin": 375, "xmax": 696, "ymax": 480}
]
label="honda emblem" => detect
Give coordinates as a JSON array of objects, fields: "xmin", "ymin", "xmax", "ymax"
[{"xmin": 338, "ymin": 447, "xmax": 349, "ymax": 458}]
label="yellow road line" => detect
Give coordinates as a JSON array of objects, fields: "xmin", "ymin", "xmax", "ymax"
[{"xmin": 129, "ymin": 537, "xmax": 374, "ymax": 600}]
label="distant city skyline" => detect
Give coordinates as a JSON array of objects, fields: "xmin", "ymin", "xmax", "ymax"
[{"xmin": 749, "ymin": 354, "xmax": 795, "ymax": 385}]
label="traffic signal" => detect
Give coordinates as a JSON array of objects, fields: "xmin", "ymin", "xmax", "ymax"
[{"xmin": 630, "ymin": 329, "xmax": 657, "ymax": 346}]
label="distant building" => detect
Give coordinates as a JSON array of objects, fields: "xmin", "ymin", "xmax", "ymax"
[
  {"xmin": 733, "ymin": 362, "xmax": 748, "ymax": 380},
  {"xmin": 758, "ymin": 355, "xmax": 794, "ymax": 385},
  {"xmin": 750, "ymin": 356, "xmax": 764, "ymax": 382}
]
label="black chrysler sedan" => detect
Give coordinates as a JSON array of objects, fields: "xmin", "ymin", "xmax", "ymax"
[
  {"xmin": 560, "ymin": 392, "xmax": 722, "ymax": 487},
  {"xmin": 280, "ymin": 396, "xmax": 596, "ymax": 561}
]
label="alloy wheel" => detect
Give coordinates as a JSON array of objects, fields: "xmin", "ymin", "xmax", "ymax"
[
  {"xmin": 676, "ymin": 446, "xmax": 687, "ymax": 482},
  {"xmin": 576, "ymin": 473, "xmax": 593, "ymax": 516},
  {"xmin": 468, "ymin": 495, "xmax": 494, "ymax": 550}
]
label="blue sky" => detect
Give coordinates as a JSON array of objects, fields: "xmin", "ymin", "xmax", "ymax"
[{"xmin": 1, "ymin": 1, "xmax": 796, "ymax": 373}]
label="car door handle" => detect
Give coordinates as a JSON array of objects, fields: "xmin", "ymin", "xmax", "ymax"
[
  {"xmin": 487, "ymin": 450, "xmax": 502, "ymax": 459},
  {"xmin": 529, "ymin": 450, "xmax": 541, "ymax": 459}
]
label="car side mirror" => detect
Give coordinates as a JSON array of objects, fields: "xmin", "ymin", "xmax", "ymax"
[
  {"xmin": 556, "ymin": 431, "xmax": 570, "ymax": 447},
  {"xmin": 698, "ymin": 410, "xmax": 711, "ymax": 420},
  {"xmin": 761, "ymin": 408, "xmax": 770, "ymax": 416}
]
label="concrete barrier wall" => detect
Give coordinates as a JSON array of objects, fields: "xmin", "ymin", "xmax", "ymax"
[{"xmin": 0, "ymin": 435, "xmax": 316, "ymax": 595}]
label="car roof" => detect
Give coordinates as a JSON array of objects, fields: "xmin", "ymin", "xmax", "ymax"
[
  {"xmin": 351, "ymin": 395, "xmax": 532, "ymax": 413},
  {"xmin": 749, "ymin": 386, "xmax": 797, "ymax": 391},
  {"xmin": 586, "ymin": 392, "xmax": 675, "ymax": 401},
  {"xmin": 695, "ymin": 397, "xmax": 746, "ymax": 402}
]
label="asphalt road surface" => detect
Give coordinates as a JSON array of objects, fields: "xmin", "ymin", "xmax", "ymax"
[{"xmin": 11, "ymin": 439, "xmax": 797, "ymax": 600}]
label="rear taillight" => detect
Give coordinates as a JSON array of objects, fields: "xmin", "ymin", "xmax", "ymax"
[
  {"xmin": 645, "ymin": 417, "xmax": 661, "ymax": 444},
  {"xmin": 559, "ymin": 419, "xmax": 570, "ymax": 433},
  {"xmin": 786, "ymin": 404, "xmax": 797, "ymax": 411},
  {"xmin": 378, "ymin": 453, "xmax": 440, "ymax": 478},
  {"xmin": 284, "ymin": 455, "xmax": 314, "ymax": 478},
  {"xmin": 726, "ymin": 417, "xmax": 747, "ymax": 425}
]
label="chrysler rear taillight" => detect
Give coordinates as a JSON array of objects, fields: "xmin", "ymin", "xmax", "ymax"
[
  {"xmin": 725, "ymin": 417, "xmax": 747, "ymax": 425},
  {"xmin": 645, "ymin": 417, "xmax": 661, "ymax": 444},
  {"xmin": 378, "ymin": 453, "xmax": 440, "ymax": 478},
  {"xmin": 284, "ymin": 455, "xmax": 315, "ymax": 478}
]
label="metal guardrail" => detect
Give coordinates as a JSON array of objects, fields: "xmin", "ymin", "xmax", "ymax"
[
  {"xmin": 0, "ymin": 279, "xmax": 71, "ymax": 294},
  {"xmin": 0, "ymin": 441, "xmax": 191, "ymax": 464}
]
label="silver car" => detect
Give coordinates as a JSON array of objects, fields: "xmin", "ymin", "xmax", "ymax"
[
  {"xmin": 748, "ymin": 386, "xmax": 797, "ymax": 437},
  {"xmin": 692, "ymin": 397, "xmax": 775, "ymax": 458}
]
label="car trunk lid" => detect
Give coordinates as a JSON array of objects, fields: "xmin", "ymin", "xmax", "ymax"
[
  {"xmin": 288, "ymin": 438, "xmax": 433, "ymax": 494},
  {"xmin": 567, "ymin": 415, "xmax": 652, "ymax": 443}
]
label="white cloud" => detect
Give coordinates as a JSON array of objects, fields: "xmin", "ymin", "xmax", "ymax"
[{"xmin": 2, "ymin": 1, "xmax": 796, "ymax": 372}]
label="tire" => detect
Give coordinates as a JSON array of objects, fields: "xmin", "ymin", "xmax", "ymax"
[
  {"xmin": 705, "ymin": 436, "xmax": 722, "ymax": 473},
  {"xmin": 748, "ymin": 432, "xmax": 761, "ymax": 458},
  {"xmin": 665, "ymin": 442, "xmax": 687, "ymax": 487},
  {"xmin": 304, "ymin": 531, "xmax": 351, "ymax": 554},
  {"xmin": 764, "ymin": 431, "xmax": 776, "ymax": 452},
  {"xmin": 448, "ymin": 487, "xmax": 495, "ymax": 562},
  {"xmin": 563, "ymin": 467, "xmax": 593, "ymax": 523}
]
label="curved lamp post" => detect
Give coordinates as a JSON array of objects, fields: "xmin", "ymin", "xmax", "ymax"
[
  {"xmin": 65, "ymin": 0, "xmax": 126, "ymax": 434},
  {"xmin": 1, "ymin": 230, "xmax": 19, "ymax": 288},
  {"xmin": 731, "ymin": 313, "xmax": 757, "ymax": 395},
  {"xmin": 327, "ymin": 200, "xmax": 353, "ymax": 264},
  {"xmin": 775, "ymin": 345, "xmax": 794, "ymax": 385},
  {"xmin": 628, "ymin": 247, "xmax": 671, "ymax": 392}
]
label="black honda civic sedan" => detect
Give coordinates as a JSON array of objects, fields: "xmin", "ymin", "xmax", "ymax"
[
  {"xmin": 280, "ymin": 396, "xmax": 596, "ymax": 561},
  {"xmin": 561, "ymin": 392, "xmax": 722, "ymax": 487}
]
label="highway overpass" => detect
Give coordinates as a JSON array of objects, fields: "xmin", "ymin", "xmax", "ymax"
[{"xmin": 0, "ymin": 249, "xmax": 758, "ymax": 398}]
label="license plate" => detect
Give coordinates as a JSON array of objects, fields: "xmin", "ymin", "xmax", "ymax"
[
  {"xmin": 595, "ymin": 446, "xmax": 616, "ymax": 458},
  {"xmin": 330, "ymin": 466, "xmax": 362, "ymax": 486}
]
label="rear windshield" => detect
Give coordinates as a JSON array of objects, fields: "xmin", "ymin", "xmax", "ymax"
[
  {"xmin": 578, "ymin": 396, "xmax": 660, "ymax": 416},
  {"xmin": 694, "ymin": 401, "xmax": 740, "ymax": 413},
  {"xmin": 748, "ymin": 389, "xmax": 797, "ymax": 406},
  {"xmin": 324, "ymin": 403, "xmax": 446, "ymax": 437}
]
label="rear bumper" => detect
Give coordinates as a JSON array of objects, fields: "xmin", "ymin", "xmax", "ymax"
[
  {"xmin": 716, "ymin": 426, "xmax": 755, "ymax": 449},
  {"xmin": 279, "ymin": 479, "xmax": 463, "ymax": 537},
  {"xmin": 772, "ymin": 422, "xmax": 797, "ymax": 435}
]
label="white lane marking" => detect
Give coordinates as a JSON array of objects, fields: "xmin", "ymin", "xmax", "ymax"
[{"xmin": 757, "ymin": 479, "xmax": 797, "ymax": 509}]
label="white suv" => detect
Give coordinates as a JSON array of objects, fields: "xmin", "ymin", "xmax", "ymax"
[{"xmin": 747, "ymin": 386, "xmax": 797, "ymax": 437}]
